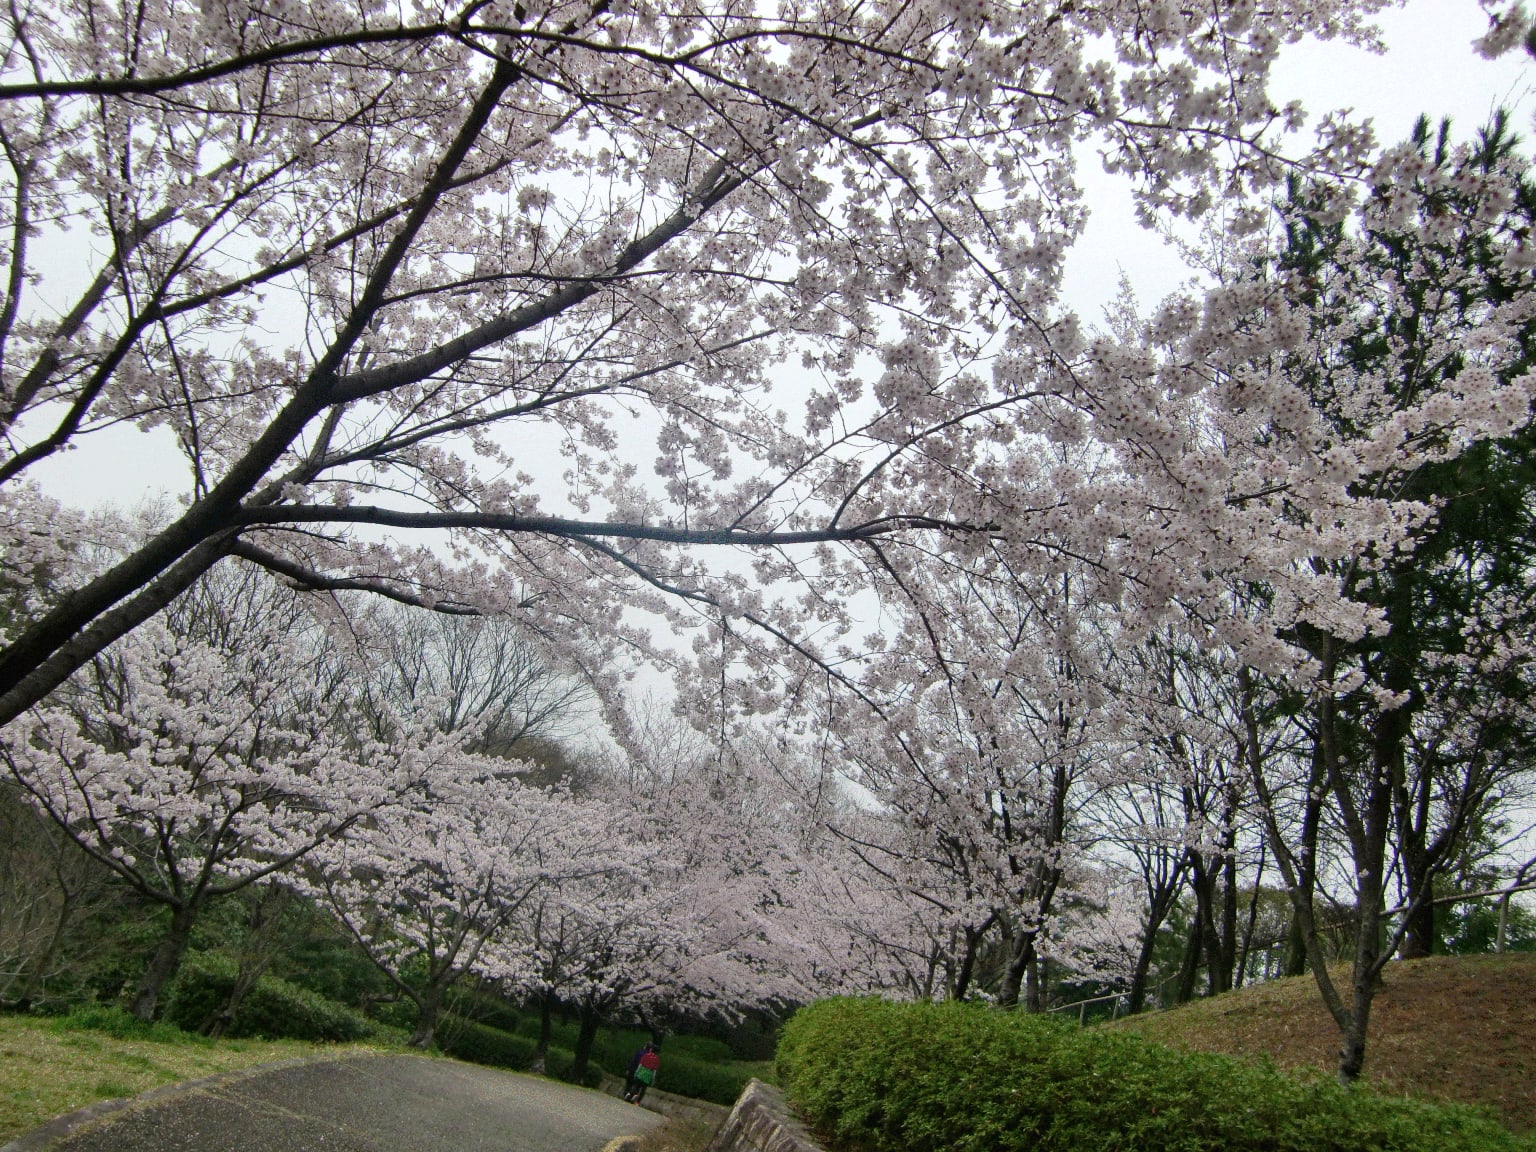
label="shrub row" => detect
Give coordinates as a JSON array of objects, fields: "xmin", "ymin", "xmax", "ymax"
[
  {"xmin": 776, "ymin": 997, "xmax": 1536, "ymax": 1152},
  {"xmin": 435, "ymin": 1014, "xmax": 602, "ymax": 1088},
  {"xmin": 53, "ymin": 1003, "xmax": 211, "ymax": 1045},
  {"xmin": 437, "ymin": 1014, "xmax": 538, "ymax": 1068},
  {"xmin": 164, "ymin": 953, "xmax": 377, "ymax": 1042},
  {"xmin": 446, "ymin": 988, "xmax": 524, "ymax": 1034},
  {"xmin": 541, "ymin": 1045, "xmax": 605, "ymax": 1089},
  {"xmin": 655, "ymin": 1052, "xmax": 756, "ymax": 1106},
  {"xmin": 433, "ymin": 1013, "xmax": 743, "ymax": 1101},
  {"xmin": 665, "ymin": 1034, "xmax": 737, "ymax": 1064}
]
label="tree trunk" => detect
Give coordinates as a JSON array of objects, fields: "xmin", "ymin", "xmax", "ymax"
[
  {"xmin": 1396, "ymin": 756, "xmax": 1437, "ymax": 960},
  {"xmin": 408, "ymin": 984, "xmax": 443, "ymax": 1050},
  {"xmin": 1127, "ymin": 852, "xmax": 1186, "ymax": 1015},
  {"xmin": 206, "ymin": 962, "xmax": 262, "ymax": 1039},
  {"xmin": 1283, "ymin": 745, "xmax": 1328, "ymax": 977},
  {"xmin": 205, "ymin": 886, "xmax": 288, "ymax": 1038},
  {"xmin": 1125, "ymin": 916, "xmax": 1161, "ymax": 1015},
  {"xmin": 995, "ymin": 926, "xmax": 1036, "ymax": 1010},
  {"xmin": 1025, "ymin": 953, "xmax": 1044, "ymax": 1014},
  {"xmin": 1195, "ymin": 862, "xmax": 1231, "ymax": 997},
  {"xmin": 530, "ymin": 993, "xmax": 554, "ymax": 1074},
  {"xmin": 1215, "ymin": 815, "xmax": 1239, "ymax": 993},
  {"xmin": 570, "ymin": 996, "xmax": 601, "ymax": 1083},
  {"xmin": 1175, "ymin": 902, "xmax": 1203, "ymax": 1005},
  {"xmin": 1235, "ymin": 843, "xmax": 1266, "ymax": 989},
  {"xmin": 1336, "ymin": 657, "xmax": 1406, "ymax": 1085},
  {"xmin": 1398, "ymin": 878, "xmax": 1436, "ymax": 960},
  {"xmin": 951, "ymin": 920, "xmax": 988, "ymax": 1001},
  {"xmin": 130, "ymin": 902, "xmax": 198, "ymax": 1022}
]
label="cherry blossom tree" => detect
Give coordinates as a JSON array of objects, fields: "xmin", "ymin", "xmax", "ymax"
[
  {"xmin": 819, "ymin": 531, "xmax": 1137, "ymax": 1010},
  {"xmin": 310, "ymin": 768, "xmax": 612, "ymax": 1049},
  {"xmin": 505, "ymin": 731, "xmax": 837, "ymax": 1076},
  {"xmin": 1209, "ymin": 113, "xmax": 1536, "ymax": 1084},
  {"xmin": 0, "ymin": 0, "xmax": 1409, "ymax": 742},
  {"xmin": 0, "ymin": 569, "xmax": 443, "ymax": 1019}
]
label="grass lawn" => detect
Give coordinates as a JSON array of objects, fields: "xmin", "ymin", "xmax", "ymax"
[
  {"xmin": 1112, "ymin": 952, "xmax": 1536, "ymax": 1134},
  {"xmin": 0, "ymin": 1011, "xmax": 392, "ymax": 1142}
]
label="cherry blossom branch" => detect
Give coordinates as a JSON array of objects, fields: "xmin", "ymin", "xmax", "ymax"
[
  {"xmin": 229, "ymin": 540, "xmax": 485, "ymax": 616},
  {"xmin": 236, "ymin": 502, "xmax": 988, "ymax": 545}
]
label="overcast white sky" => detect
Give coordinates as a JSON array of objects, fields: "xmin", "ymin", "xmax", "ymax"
[
  {"xmin": 27, "ymin": 0, "xmax": 1536, "ymax": 512},
  {"xmin": 1060, "ymin": 0, "xmax": 1536, "ymax": 319}
]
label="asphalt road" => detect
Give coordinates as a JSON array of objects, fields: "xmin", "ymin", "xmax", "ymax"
[{"xmin": 21, "ymin": 1054, "xmax": 664, "ymax": 1152}]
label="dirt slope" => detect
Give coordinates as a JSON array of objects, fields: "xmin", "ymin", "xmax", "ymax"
[{"xmin": 1112, "ymin": 953, "xmax": 1536, "ymax": 1134}]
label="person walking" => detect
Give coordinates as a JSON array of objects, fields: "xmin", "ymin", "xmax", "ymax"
[{"xmin": 622, "ymin": 1040, "xmax": 661, "ymax": 1104}]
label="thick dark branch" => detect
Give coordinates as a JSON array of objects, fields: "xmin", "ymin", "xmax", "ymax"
[
  {"xmin": 0, "ymin": 22, "xmax": 460, "ymax": 99},
  {"xmin": 0, "ymin": 533, "xmax": 235, "ymax": 727},
  {"xmin": 328, "ymin": 156, "xmax": 749, "ymax": 403},
  {"xmin": 231, "ymin": 539, "xmax": 485, "ymax": 615},
  {"xmin": 0, "ymin": 62, "xmax": 524, "ymax": 720},
  {"xmin": 237, "ymin": 502, "xmax": 986, "ymax": 545}
]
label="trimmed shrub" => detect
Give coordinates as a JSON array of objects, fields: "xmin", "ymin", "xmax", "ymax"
[
  {"xmin": 437, "ymin": 1015, "xmax": 537, "ymax": 1069},
  {"xmin": 434, "ymin": 1017, "xmax": 603, "ymax": 1089},
  {"xmin": 446, "ymin": 989, "xmax": 524, "ymax": 1034},
  {"xmin": 365, "ymin": 995, "xmax": 419, "ymax": 1031},
  {"xmin": 542, "ymin": 1045, "xmax": 604, "ymax": 1089},
  {"xmin": 777, "ymin": 997, "xmax": 1536, "ymax": 1152},
  {"xmin": 653, "ymin": 1052, "xmax": 754, "ymax": 1106},
  {"xmin": 666, "ymin": 1034, "xmax": 735, "ymax": 1064},
  {"xmin": 164, "ymin": 953, "xmax": 375, "ymax": 1042}
]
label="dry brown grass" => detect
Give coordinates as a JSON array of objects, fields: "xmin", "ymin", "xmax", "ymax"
[
  {"xmin": 1113, "ymin": 953, "xmax": 1536, "ymax": 1133},
  {"xmin": 613, "ymin": 1115, "xmax": 720, "ymax": 1152}
]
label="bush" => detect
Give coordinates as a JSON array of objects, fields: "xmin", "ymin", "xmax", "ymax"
[
  {"xmin": 666, "ymin": 1034, "xmax": 735, "ymax": 1063},
  {"xmin": 446, "ymin": 988, "xmax": 524, "ymax": 1034},
  {"xmin": 777, "ymin": 998, "xmax": 1536, "ymax": 1152},
  {"xmin": 437, "ymin": 1014, "xmax": 538, "ymax": 1069},
  {"xmin": 542, "ymin": 1045, "xmax": 605, "ymax": 1089},
  {"xmin": 52, "ymin": 1003, "xmax": 207, "ymax": 1046},
  {"xmin": 435, "ymin": 1016, "xmax": 602, "ymax": 1089},
  {"xmin": 164, "ymin": 953, "xmax": 376, "ymax": 1042},
  {"xmin": 654, "ymin": 1052, "xmax": 754, "ymax": 1106}
]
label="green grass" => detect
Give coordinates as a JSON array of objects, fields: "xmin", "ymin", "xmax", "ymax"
[{"xmin": 0, "ymin": 1007, "xmax": 393, "ymax": 1143}]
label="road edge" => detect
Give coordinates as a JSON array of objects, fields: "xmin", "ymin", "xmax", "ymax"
[{"xmin": 0, "ymin": 1049, "xmax": 378, "ymax": 1152}]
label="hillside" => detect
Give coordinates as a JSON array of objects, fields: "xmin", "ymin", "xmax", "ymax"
[{"xmin": 1112, "ymin": 953, "xmax": 1536, "ymax": 1134}]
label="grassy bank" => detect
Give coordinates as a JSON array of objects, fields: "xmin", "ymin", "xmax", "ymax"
[
  {"xmin": 0, "ymin": 1008, "xmax": 391, "ymax": 1142},
  {"xmin": 1112, "ymin": 953, "xmax": 1536, "ymax": 1134}
]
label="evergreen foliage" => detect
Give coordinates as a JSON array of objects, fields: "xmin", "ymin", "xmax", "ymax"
[
  {"xmin": 164, "ymin": 953, "xmax": 381, "ymax": 1042},
  {"xmin": 777, "ymin": 998, "xmax": 1535, "ymax": 1152}
]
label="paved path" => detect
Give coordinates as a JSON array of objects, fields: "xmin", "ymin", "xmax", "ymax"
[{"xmin": 15, "ymin": 1054, "xmax": 664, "ymax": 1152}]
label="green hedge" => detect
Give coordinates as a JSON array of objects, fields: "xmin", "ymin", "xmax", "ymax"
[
  {"xmin": 437, "ymin": 1014, "xmax": 538, "ymax": 1068},
  {"xmin": 777, "ymin": 998, "xmax": 1535, "ymax": 1152},
  {"xmin": 446, "ymin": 989, "xmax": 524, "ymax": 1034},
  {"xmin": 666, "ymin": 1034, "xmax": 736, "ymax": 1063},
  {"xmin": 164, "ymin": 953, "xmax": 376, "ymax": 1042},
  {"xmin": 542, "ymin": 1045, "xmax": 605, "ymax": 1089},
  {"xmin": 435, "ymin": 1015, "xmax": 601, "ymax": 1088},
  {"xmin": 654, "ymin": 1052, "xmax": 755, "ymax": 1106},
  {"xmin": 434, "ymin": 1007, "xmax": 752, "ymax": 1102}
]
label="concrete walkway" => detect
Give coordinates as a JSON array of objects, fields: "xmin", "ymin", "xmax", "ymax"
[{"xmin": 6, "ymin": 1054, "xmax": 664, "ymax": 1152}]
